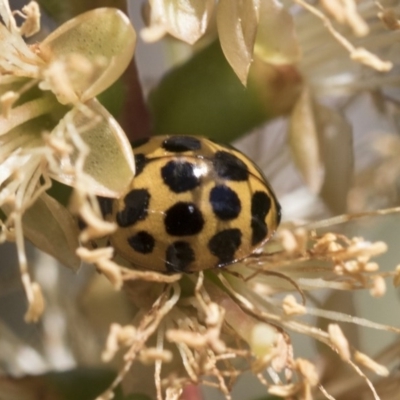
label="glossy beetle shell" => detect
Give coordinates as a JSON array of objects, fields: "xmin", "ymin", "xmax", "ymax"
[{"xmin": 105, "ymin": 135, "xmax": 281, "ymax": 273}]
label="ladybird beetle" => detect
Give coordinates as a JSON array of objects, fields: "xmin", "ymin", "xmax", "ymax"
[{"xmin": 102, "ymin": 135, "xmax": 281, "ymax": 273}]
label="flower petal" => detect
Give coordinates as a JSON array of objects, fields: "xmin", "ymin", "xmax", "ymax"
[
  {"xmin": 52, "ymin": 98, "xmax": 135, "ymax": 198},
  {"xmin": 217, "ymin": 0, "xmax": 260, "ymax": 85},
  {"xmin": 0, "ymin": 23, "xmax": 41, "ymax": 77},
  {"xmin": 288, "ymin": 87, "xmax": 324, "ymax": 194},
  {"xmin": 290, "ymin": 97, "xmax": 353, "ymax": 212},
  {"xmin": 22, "ymin": 192, "xmax": 80, "ymax": 271},
  {"xmin": 254, "ymin": 0, "xmax": 300, "ymax": 65},
  {"xmin": 38, "ymin": 8, "xmax": 136, "ymax": 103},
  {"xmin": 319, "ymin": 105, "xmax": 353, "ymax": 214},
  {"xmin": 143, "ymin": 0, "xmax": 214, "ymax": 45}
]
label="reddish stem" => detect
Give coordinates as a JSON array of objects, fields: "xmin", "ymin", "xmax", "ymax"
[
  {"xmin": 119, "ymin": 57, "xmax": 151, "ymax": 142},
  {"xmin": 180, "ymin": 384, "xmax": 204, "ymax": 400}
]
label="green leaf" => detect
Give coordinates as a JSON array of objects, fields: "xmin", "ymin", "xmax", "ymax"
[
  {"xmin": 148, "ymin": 40, "xmax": 266, "ymax": 143},
  {"xmin": 37, "ymin": 0, "xmax": 70, "ymax": 24},
  {"xmin": 46, "ymin": 179, "xmax": 73, "ymax": 207},
  {"xmin": 97, "ymin": 77, "xmax": 125, "ymax": 119},
  {"xmin": 148, "ymin": 40, "xmax": 300, "ymax": 143}
]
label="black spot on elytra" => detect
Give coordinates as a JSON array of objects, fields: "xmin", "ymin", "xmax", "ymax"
[
  {"xmin": 116, "ymin": 189, "xmax": 150, "ymax": 227},
  {"xmin": 162, "ymin": 136, "xmax": 201, "ymax": 152},
  {"xmin": 209, "ymin": 185, "xmax": 241, "ymax": 220},
  {"xmin": 251, "ymin": 191, "xmax": 271, "ymax": 246},
  {"xmin": 161, "ymin": 160, "xmax": 201, "ymax": 193},
  {"xmin": 131, "ymin": 137, "xmax": 150, "ymax": 148},
  {"xmin": 134, "ymin": 153, "xmax": 147, "ymax": 176},
  {"xmin": 165, "ymin": 241, "xmax": 195, "ymax": 272},
  {"xmin": 97, "ymin": 196, "xmax": 114, "ymax": 217},
  {"xmin": 164, "ymin": 202, "xmax": 204, "ymax": 236},
  {"xmin": 212, "ymin": 151, "xmax": 249, "ymax": 181},
  {"xmin": 128, "ymin": 231, "xmax": 155, "ymax": 254},
  {"xmin": 208, "ymin": 229, "xmax": 242, "ymax": 265}
]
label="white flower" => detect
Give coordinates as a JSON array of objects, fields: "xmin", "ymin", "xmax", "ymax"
[{"xmin": 0, "ymin": 0, "xmax": 136, "ymax": 321}]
